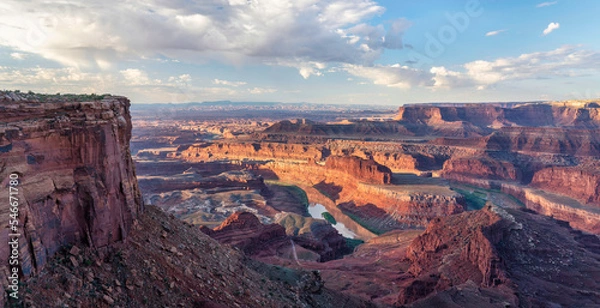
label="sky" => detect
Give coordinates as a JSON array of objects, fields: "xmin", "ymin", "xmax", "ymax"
[{"xmin": 0, "ymin": 0, "xmax": 599, "ymax": 105}]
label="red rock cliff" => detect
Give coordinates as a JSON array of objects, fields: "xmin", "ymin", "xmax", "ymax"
[
  {"xmin": 0, "ymin": 94, "xmax": 143, "ymax": 286},
  {"xmin": 531, "ymin": 166, "xmax": 600, "ymax": 205},
  {"xmin": 324, "ymin": 156, "xmax": 392, "ymax": 184}
]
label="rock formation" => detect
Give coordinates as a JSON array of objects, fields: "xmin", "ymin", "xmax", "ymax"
[
  {"xmin": 202, "ymin": 211, "xmax": 348, "ymax": 262},
  {"xmin": 399, "ymin": 205, "xmax": 600, "ymax": 307},
  {"xmin": 531, "ymin": 166, "xmax": 600, "ymax": 205},
  {"xmin": 200, "ymin": 211, "xmax": 287, "ymax": 254},
  {"xmin": 0, "ymin": 94, "xmax": 143, "ymax": 291},
  {"xmin": 442, "ymin": 156, "xmax": 522, "ymax": 182},
  {"xmin": 324, "ymin": 156, "xmax": 392, "ymax": 184}
]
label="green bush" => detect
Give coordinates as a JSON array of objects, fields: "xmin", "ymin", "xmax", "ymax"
[{"xmin": 321, "ymin": 212, "xmax": 337, "ymax": 225}]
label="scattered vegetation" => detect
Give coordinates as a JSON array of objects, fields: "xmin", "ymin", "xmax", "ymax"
[
  {"xmin": 321, "ymin": 212, "xmax": 337, "ymax": 225},
  {"xmin": 344, "ymin": 238, "xmax": 364, "ymax": 251},
  {"xmin": 2, "ymin": 90, "xmax": 112, "ymax": 102}
]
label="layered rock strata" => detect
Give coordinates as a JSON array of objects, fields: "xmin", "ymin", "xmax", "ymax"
[{"xmin": 0, "ymin": 95, "xmax": 143, "ymax": 288}]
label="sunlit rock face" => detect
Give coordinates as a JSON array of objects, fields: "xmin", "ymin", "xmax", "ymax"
[{"xmin": 0, "ymin": 94, "xmax": 143, "ymax": 286}]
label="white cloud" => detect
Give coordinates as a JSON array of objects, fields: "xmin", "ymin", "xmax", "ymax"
[
  {"xmin": 441, "ymin": 46, "xmax": 600, "ymax": 87},
  {"xmin": 0, "ymin": 0, "xmax": 400, "ymax": 69},
  {"xmin": 169, "ymin": 74, "xmax": 192, "ymax": 84},
  {"xmin": 344, "ymin": 46, "xmax": 600, "ymax": 91},
  {"xmin": 10, "ymin": 52, "xmax": 26, "ymax": 60},
  {"xmin": 543, "ymin": 22, "xmax": 560, "ymax": 36},
  {"xmin": 485, "ymin": 29, "xmax": 507, "ymax": 37},
  {"xmin": 344, "ymin": 64, "xmax": 434, "ymax": 89},
  {"xmin": 120, "ymin": 69, "xmax": 156, "ymax": 86},
  {"xmin": 248, "ymin": 87, "xmax": 277, "ymax": 94},
  {"xmin": 537, "ymin": 1, "xmax": 558, "ymax": 8},
  {"xmin": 213, "ymin": 79, "xmax": 247, "ymax": 87}
]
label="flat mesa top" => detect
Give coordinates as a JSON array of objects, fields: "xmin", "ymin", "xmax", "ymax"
[{"xmin": 0, "ymin": 91, "xmax": 114, "ymax": 104}]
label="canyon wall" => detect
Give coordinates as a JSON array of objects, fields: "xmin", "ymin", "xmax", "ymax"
[
  {"xmin": 531, "ymin": 167, "xmax": 600, "ymax": 205},
  {"xmin": 442, "ymin": 156, "xmax": 522, "ymax": 182},
  {"xmin": 324, "ymin": 156, "xmax": 392, "ymax": 184},
  {"xmin": 178, "ymin": 141, "xmax": 327, "ymax": 162},
  {"xmin": 0, "ymin": 95, "xmax": 143, "ymax": 288},
  {"xmin": 398, "ymin": 102, "xmax": 600, "ymax": 128},
  {"xmin": 263, "ymin": 160, "xmax": 464, "ymax": 232}
]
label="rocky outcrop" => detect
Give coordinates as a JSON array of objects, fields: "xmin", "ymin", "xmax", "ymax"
[
  {"xmin": 442, "ymin": 156, "xmax": 522, "ymax": 182},
  {"xmin": 370, "ymin": 152, "xmax": 437, "ymax": 173},
  {"xmin": 201, "ymin": 212, "xmax": 287, "ymax": 254},
  {"xmin": 399, "ymin": 205, "xmax": 600, "ymax": 307},
  {"xmin": 276, "ymin": 213, "xmax": 347, "ymax": 261},
  {"xmin": 202, "ymin": 211, "xmax": 347, "ymax": 262},
  {"xmin": 22, "ymin": 205, "xmax": 376, "ymax": 308},
  {"xmin": 531, "ymin": 166, "xmax": 600, "ymax": 205},
  {"xmin": 324, "ymin": 156, "xmax": 392, "ymax": 184},
  {"xmin": 0, "ymin": 95, "xmax": 143, "ymax": 289}
]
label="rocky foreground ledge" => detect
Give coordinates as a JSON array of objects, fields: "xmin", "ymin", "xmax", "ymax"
[{"xmin": 0, "ymin": 92, "xmax": 143, "ymax": 303}]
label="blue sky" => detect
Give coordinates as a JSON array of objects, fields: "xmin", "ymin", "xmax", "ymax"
[{"xmin": 0, "ymin": 0, "xmax": 599, "ymax": 105}]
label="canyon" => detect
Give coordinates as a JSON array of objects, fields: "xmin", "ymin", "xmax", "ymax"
[{"xmin": 3, "ymin": 93, "xmax": 600, "ymax": 307}]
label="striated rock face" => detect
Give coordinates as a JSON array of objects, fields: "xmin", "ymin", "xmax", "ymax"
[
  {"xmin": 399, "ymin": 205, "xmax": 600, "ymax": 307},
  {"xmin": 0, "ymin": 96, "xmax": 143, "ymax": 284},
  {"xmin": 178, "ymin": 141, "xmax": 328, "ymax": 162},
  {"xmin": 370, "ymin": 152, "xmax": 437, "ymax": 173},
  {"xmin": 442, "ymin": 156, "xmax": 522, "ymax": 182},
  {"xmin": 324, "ymin": 156, "xmax": 392, "ymax": 184},
  {"xmin": 398, "ymin": 102, "xmax": 600, "ymax": 129},
  {"xmin": 531, "ymin": 166, "xmax": 600, "ymax": 205}
]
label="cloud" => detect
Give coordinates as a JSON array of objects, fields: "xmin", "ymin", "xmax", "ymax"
[
  {"xmin": 344, "ymin": 46, "xmax": 600, "ymax": 90},
  {"xmin": 440, "ymin": 46, "xmax": 600, "ymax": 88},
  {"xmin": 248, "ymin": 87, "xmax": 277, "ymax": 94},
  {"xmin": 543, "ymin": 22, "xmax": 560, "ymax": 36},
  {"xmin": 383, "ymin": 18, "xmax": 412, "ymax": 49},
  {"xmin": 120, "ymin": 69, "xmax": 157, "ymax": 86},
  {"xmin": 537, "ymin": 1, "xmax": 558, "ymax": 8},
  {"xmin": 344, "ymin": 64, "xmax": 434, "ymax": 89},
  {"xmin": 0, "ymin": 0, "xmax": 400, "ymax": 70},
  {"xmin": 10, "ymin": 52, "xmax": 26, "ymax": 60},
  {"xmin": 213, "ymin": 79, "xmax": 247, "ymax": 87},
  {"xmin": 485, "ymin": 29, "xmax": 507, "ymax": 37}
]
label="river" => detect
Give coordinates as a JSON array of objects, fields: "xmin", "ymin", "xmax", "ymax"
[{"xmin": 307, "ymin": 203, "xmax": 358, "ymax": 239}]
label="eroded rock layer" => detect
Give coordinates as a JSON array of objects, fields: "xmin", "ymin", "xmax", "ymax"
[
  {"xmin": 400, "ymin": 205, "xmax": 600, "ymax": 308},
  {"xmin": 0, "ymin": 96, "xmax": 143, "ymax": 286}
]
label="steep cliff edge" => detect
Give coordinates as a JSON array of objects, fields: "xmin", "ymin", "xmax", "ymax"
[
  {"xmin": 324, "ymin": 156, "xmax": 392, "ymax": 185},
  {"xmin": 0, "ymin": 94, "xmax": 143, "ymax": 291},
  {"xmin": 531, "ymin": 166, "xmax": 600, "ymax": 205}
]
